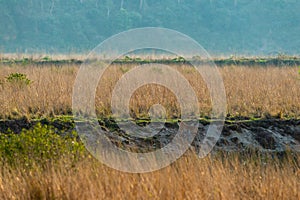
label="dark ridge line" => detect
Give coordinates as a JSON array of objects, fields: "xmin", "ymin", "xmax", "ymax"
[
  {"xmin": 1, "ymin": 57, "xmax": 300, "ymax": 66},
  {"xmin": 0, "ymin": 116, "xmax": 299, "ymax": 134}
]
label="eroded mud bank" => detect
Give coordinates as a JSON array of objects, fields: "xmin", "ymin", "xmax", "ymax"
[{"xmin": 0, "ymin": 118, "xmax": 299, "ymax": 153}]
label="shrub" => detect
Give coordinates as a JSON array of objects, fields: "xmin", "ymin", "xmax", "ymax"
[
  {"xmin": 6, "ymin": 72, "xmax": 31, "ymax": 86},
  {"xmin": 0, "ymin": 123, "xmax": 85, "ymax": 167}
]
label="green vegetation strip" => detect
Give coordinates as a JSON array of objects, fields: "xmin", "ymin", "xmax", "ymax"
[{"xmin": 1, "ymin": 56, "xmax": 300, "ymax": 66}]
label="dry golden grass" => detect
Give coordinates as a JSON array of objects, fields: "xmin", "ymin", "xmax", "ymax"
[
  {"xmin": 0, "ymin": 61, "xmax": 300, "ymax": 199},
  {"xmin": 0, "ymin": 152, "xmax": 299, "ymax": 200},
  {"xmin": 0, "ymin": 63, "xmax": 299, "ymax": 119}
]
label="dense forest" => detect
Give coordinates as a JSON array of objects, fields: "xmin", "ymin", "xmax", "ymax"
[{"xmin": 0, "ymin": 0, "xmax": 299, "ymax": 56}]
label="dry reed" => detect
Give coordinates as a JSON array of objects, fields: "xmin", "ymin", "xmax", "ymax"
[
  {"xmin": 0, "ymin": 152, "xmax": 299, "ymax": 200},
  {"xmin": 0, "ymin": 63, "xmax": 298, "ymax": 119}
]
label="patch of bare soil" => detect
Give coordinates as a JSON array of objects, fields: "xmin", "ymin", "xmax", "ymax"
[{"xmin": 0, "ymin": 118, "xmax": 299, "ymax": 153}]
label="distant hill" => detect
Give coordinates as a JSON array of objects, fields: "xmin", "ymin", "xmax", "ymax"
[{"xmin": 0, "ymin": 0, "xmax": 299, "ymax": 56}]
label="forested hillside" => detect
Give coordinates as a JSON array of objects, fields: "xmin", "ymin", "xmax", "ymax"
[{"xmin": 0, "ymin": 0, "xmax": 299, "ymax": 55}]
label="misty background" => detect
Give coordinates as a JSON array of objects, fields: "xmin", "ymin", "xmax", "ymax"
[{"xmin": 0, "ymin": 0, "xmax": 299, "ymax": 56}]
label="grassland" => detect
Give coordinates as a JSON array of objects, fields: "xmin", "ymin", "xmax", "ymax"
[
  {"xmin": 0, "ymin": 123, "xmax": 299, "ymax": 199},
  {"xmin": 0, "ymin": 56, "xmax": 299, "ymax": 199},
  {"xmin": 1, "ymin": 150, "xmax": 299, "ymax": 200},
  {"xmin": 0, "ymin": 58, "xmax": 299, "ymax": 119}
]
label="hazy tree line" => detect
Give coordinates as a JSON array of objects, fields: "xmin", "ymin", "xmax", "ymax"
[{"xmin": 0, "ymin": 0, "xmax": 299, "ymax": 55}]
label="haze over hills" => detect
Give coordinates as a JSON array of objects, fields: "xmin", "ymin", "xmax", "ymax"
[{"xmin": 0, "ymin": 0, "xmax": 299, "ymax": 56}]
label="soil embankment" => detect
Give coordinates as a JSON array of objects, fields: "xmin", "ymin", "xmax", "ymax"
[{"xmin": 1, "ymin": 117, "xmax": 299, "ymax": 153}]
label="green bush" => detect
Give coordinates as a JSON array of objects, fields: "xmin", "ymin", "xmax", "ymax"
[
  {"xmin": 172, "ymin": 56, "xmax": 185, "ymax": 62},
  {"xmin": 6, "ymin": 72, "xmax": 31, "ymax": 86},
  {"xmin": 0, "ymin": 123, "xmax": 85, "ymax": 167}
]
